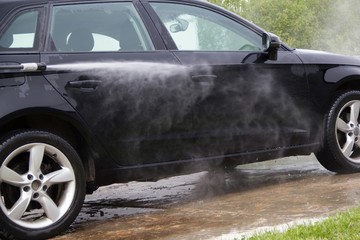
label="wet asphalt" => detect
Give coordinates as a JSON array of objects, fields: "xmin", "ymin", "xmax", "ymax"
[{"xmin": 53, "ymin": 155, "xmax": 360, "ymax": 239}]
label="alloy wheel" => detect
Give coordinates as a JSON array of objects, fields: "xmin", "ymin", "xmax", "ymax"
[
  {"xmin": 0, "ymin": 143, "xmax": 76, "ymax": 229},
  {"xmin": 336, "ymin": 100, "xmax": 360, "ymax": 163}
]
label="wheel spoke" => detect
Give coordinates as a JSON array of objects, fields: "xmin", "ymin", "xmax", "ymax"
[
  {"xmin": 8, "ymin": 192, "xmax": 32, "ymax": 220},
  {"xmin": 45, "ymin": 168, "xmax": 75, "ymax": 186},
  {"xmin": 0, "ymin": 166, "xmax": 26, "ymax": 186},
  {"xmin": 337, "ymin": 118, "xmax": 350, "ymax": 133},
  {"xmin": 342, "ymin": 136, "xmax": 355, "ymax": 158},
  {"xmin": 38, "ymin": 193, "xmax": 60, "ymax": 222},
  {"xmin": 29, "ymin": 145, "xmax": 45, "ymax": 174},
  {"xmin": 350, "ymin": 101, "xmax": 360, "ymax": 124}
]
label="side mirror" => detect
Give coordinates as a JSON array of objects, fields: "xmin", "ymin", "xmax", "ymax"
[{"xmin": 262, "ymin": 33, "xmax": 281, "ymax": 60}]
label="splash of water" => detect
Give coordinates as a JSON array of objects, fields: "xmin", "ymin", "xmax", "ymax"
[
  {"xmin": 44, "ymin": 61, "xmax": 313, "ymax": 164},
  {"xmin": 45, "ymin": 62, "xmax": 213, "ymax": 160}
]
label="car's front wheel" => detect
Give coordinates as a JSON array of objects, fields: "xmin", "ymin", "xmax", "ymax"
[
  {"xmin": 316, "ymin": 90, "xmax": 360, "ymax": 173},
  {"xmin": 0, "ymin": 130, "xmax": 85, "ymax": 240}
]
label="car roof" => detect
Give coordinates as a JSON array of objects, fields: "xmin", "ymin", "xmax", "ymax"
[{"xmin": 0, "ymin": 0, "xmax": 205, "ymax": 3}]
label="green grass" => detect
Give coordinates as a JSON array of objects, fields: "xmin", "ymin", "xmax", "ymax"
[{"xmin": 239, "ymin": 207, "xmax": 360, "ymax": 240}]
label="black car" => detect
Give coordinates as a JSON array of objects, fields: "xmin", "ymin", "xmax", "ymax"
[{"xmin": 0, "ymin": 0, "xmax": 360, "ymax": 238}]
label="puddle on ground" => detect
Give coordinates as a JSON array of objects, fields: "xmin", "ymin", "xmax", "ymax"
[{"xmin": 53, "ymin": 155, "xmax": 360, "ymax": 240}]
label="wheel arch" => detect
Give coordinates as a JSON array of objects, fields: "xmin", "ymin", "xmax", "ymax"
[
  {"xmin": 314, "ymin": 66, "xmax": 360, "ymax": 114},
  {"xmin": 0, "ymin": 108, "xmax": 99, "ymax": 193},
  {"xmin": 325, "ymin": 70, "xmax": 360, "ymax": 112},
  {"xmin": 335, "ymin": 78, "xmax": 360, "ymax": 92}
]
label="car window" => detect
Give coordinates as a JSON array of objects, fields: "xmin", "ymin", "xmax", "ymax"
[
  {"xmin": 0, "ymin": 10, "xmax": 39, "ymax": 50},
  {"xmin": 150, "ymin": 3, "xmax": 262, "ymax": 51},
  {"xmin": 50, "ymin": 2, "xmax": 154, "ymax": 52}
]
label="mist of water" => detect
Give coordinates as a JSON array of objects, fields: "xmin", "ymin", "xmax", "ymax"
[
  {"xmin": 45, "ymin": 61, "xmax": 314, "ymax": 166},
  {"xmin": 312, "ymin": 0, "xmax": 360, "ymax": 56},
  {"xmin": 48, "ymin": 61, "xmax": 212, "ymax": 138}
]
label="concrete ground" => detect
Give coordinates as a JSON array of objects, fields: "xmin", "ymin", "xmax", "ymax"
[{"xmin": 53, "ymin": 154, "xmax": 360, "ymax": 239}]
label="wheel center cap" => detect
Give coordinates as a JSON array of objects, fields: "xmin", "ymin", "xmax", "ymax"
[{"xmin": 31, "ymin": 180, "xmax": 41, "ymax": 191}]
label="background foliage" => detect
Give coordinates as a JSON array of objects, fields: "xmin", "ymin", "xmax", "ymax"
[{"xmin": 207, "ymin": 0, "xmax": 360, "ymax": 55}]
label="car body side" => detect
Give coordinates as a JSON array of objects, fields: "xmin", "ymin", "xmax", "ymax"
[{"xmin": 1, "ymin": 0, "xmax": 360, "ymax": 190}]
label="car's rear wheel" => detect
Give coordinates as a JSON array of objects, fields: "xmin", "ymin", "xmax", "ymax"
[
  {"xmin": 316, "ymin": 90, "xmax": 360, "ymax": 173},
  {"xmin": 0, "ymin": 130, "xmax": 85, "ymax": 240}
]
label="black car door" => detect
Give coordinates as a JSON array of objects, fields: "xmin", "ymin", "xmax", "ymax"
[
  {"xmin": 147, "ymin": 1, "xmax": 311, "ymax": 158},
  {"xmin": 41, "ymin": 1, "xmax": 199, "ymax": 165}
]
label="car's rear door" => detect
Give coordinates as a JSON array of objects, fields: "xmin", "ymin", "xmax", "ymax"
[
  {"xmin": 146, "ymin": 1, "xmax": 311, "ymax": 158},
  {"xmin": 41, "ymin": 1, "xmax": 197, "ymax": 166}
]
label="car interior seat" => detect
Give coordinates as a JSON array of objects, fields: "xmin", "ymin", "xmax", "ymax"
[
  {"xmin": 0, "ymin": 33, "xmax": 13, "ymax": 48},
  {"xmin": 67, "ymin": 28, "xmax": 94, "ymax": 51}
]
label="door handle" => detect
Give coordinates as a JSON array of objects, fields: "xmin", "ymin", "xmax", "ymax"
[
  {"xmin": 67, "ymin": 80, "xmax": 102, "ymax": 90},
  {"xmin": 191, "ymin": 75, "xmax": 217, "ymax": 83}
]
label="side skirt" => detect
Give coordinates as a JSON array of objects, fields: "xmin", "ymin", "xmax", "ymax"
[{"xmin": 95, "ymin": 142, "xmax": 320, "ymax": 186}]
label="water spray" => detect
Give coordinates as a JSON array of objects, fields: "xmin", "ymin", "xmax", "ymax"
[{"xmin": 0, "ymin": 62, "xmax": 47, "ymax": 71}]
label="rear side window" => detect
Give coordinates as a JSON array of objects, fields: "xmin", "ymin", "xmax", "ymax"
[
  {"xmin": 0, "ymin": 10, "xmax": 39, "ymax": 50},
  {"xmin": 50, "ymin": 2, "xmax": 154, "ymax": 52}
]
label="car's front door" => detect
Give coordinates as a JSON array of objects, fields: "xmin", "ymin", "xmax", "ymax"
[
  {"xmin": 41, "ymin": 1, "xmax": 200, "ymax": 165},
  {"xmin": 147, "ymin": 1, "xmax": 311, "ymax": 158}
]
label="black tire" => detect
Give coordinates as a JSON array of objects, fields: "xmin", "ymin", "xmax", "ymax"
[
  {"xmin": 316, "ymin": 90, "xmax": 360, "ymax": 173},
  {"xmin": 0, "ymin": 130, "xmax": 86, "ymax": 240}
]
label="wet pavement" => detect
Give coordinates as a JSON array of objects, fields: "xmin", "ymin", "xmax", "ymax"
[{"xmin": 53, "ymin": 155, "xmax": 360, "ymax": 239}]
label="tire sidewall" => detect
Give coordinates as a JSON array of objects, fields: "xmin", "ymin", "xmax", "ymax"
[
  {"xmin": 0, "ymin": 131, "xmax": 85, "ymax": 240},
  {"xmin": 325, "ymin": 90, "xmax": 360, "ymax": 171}
]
